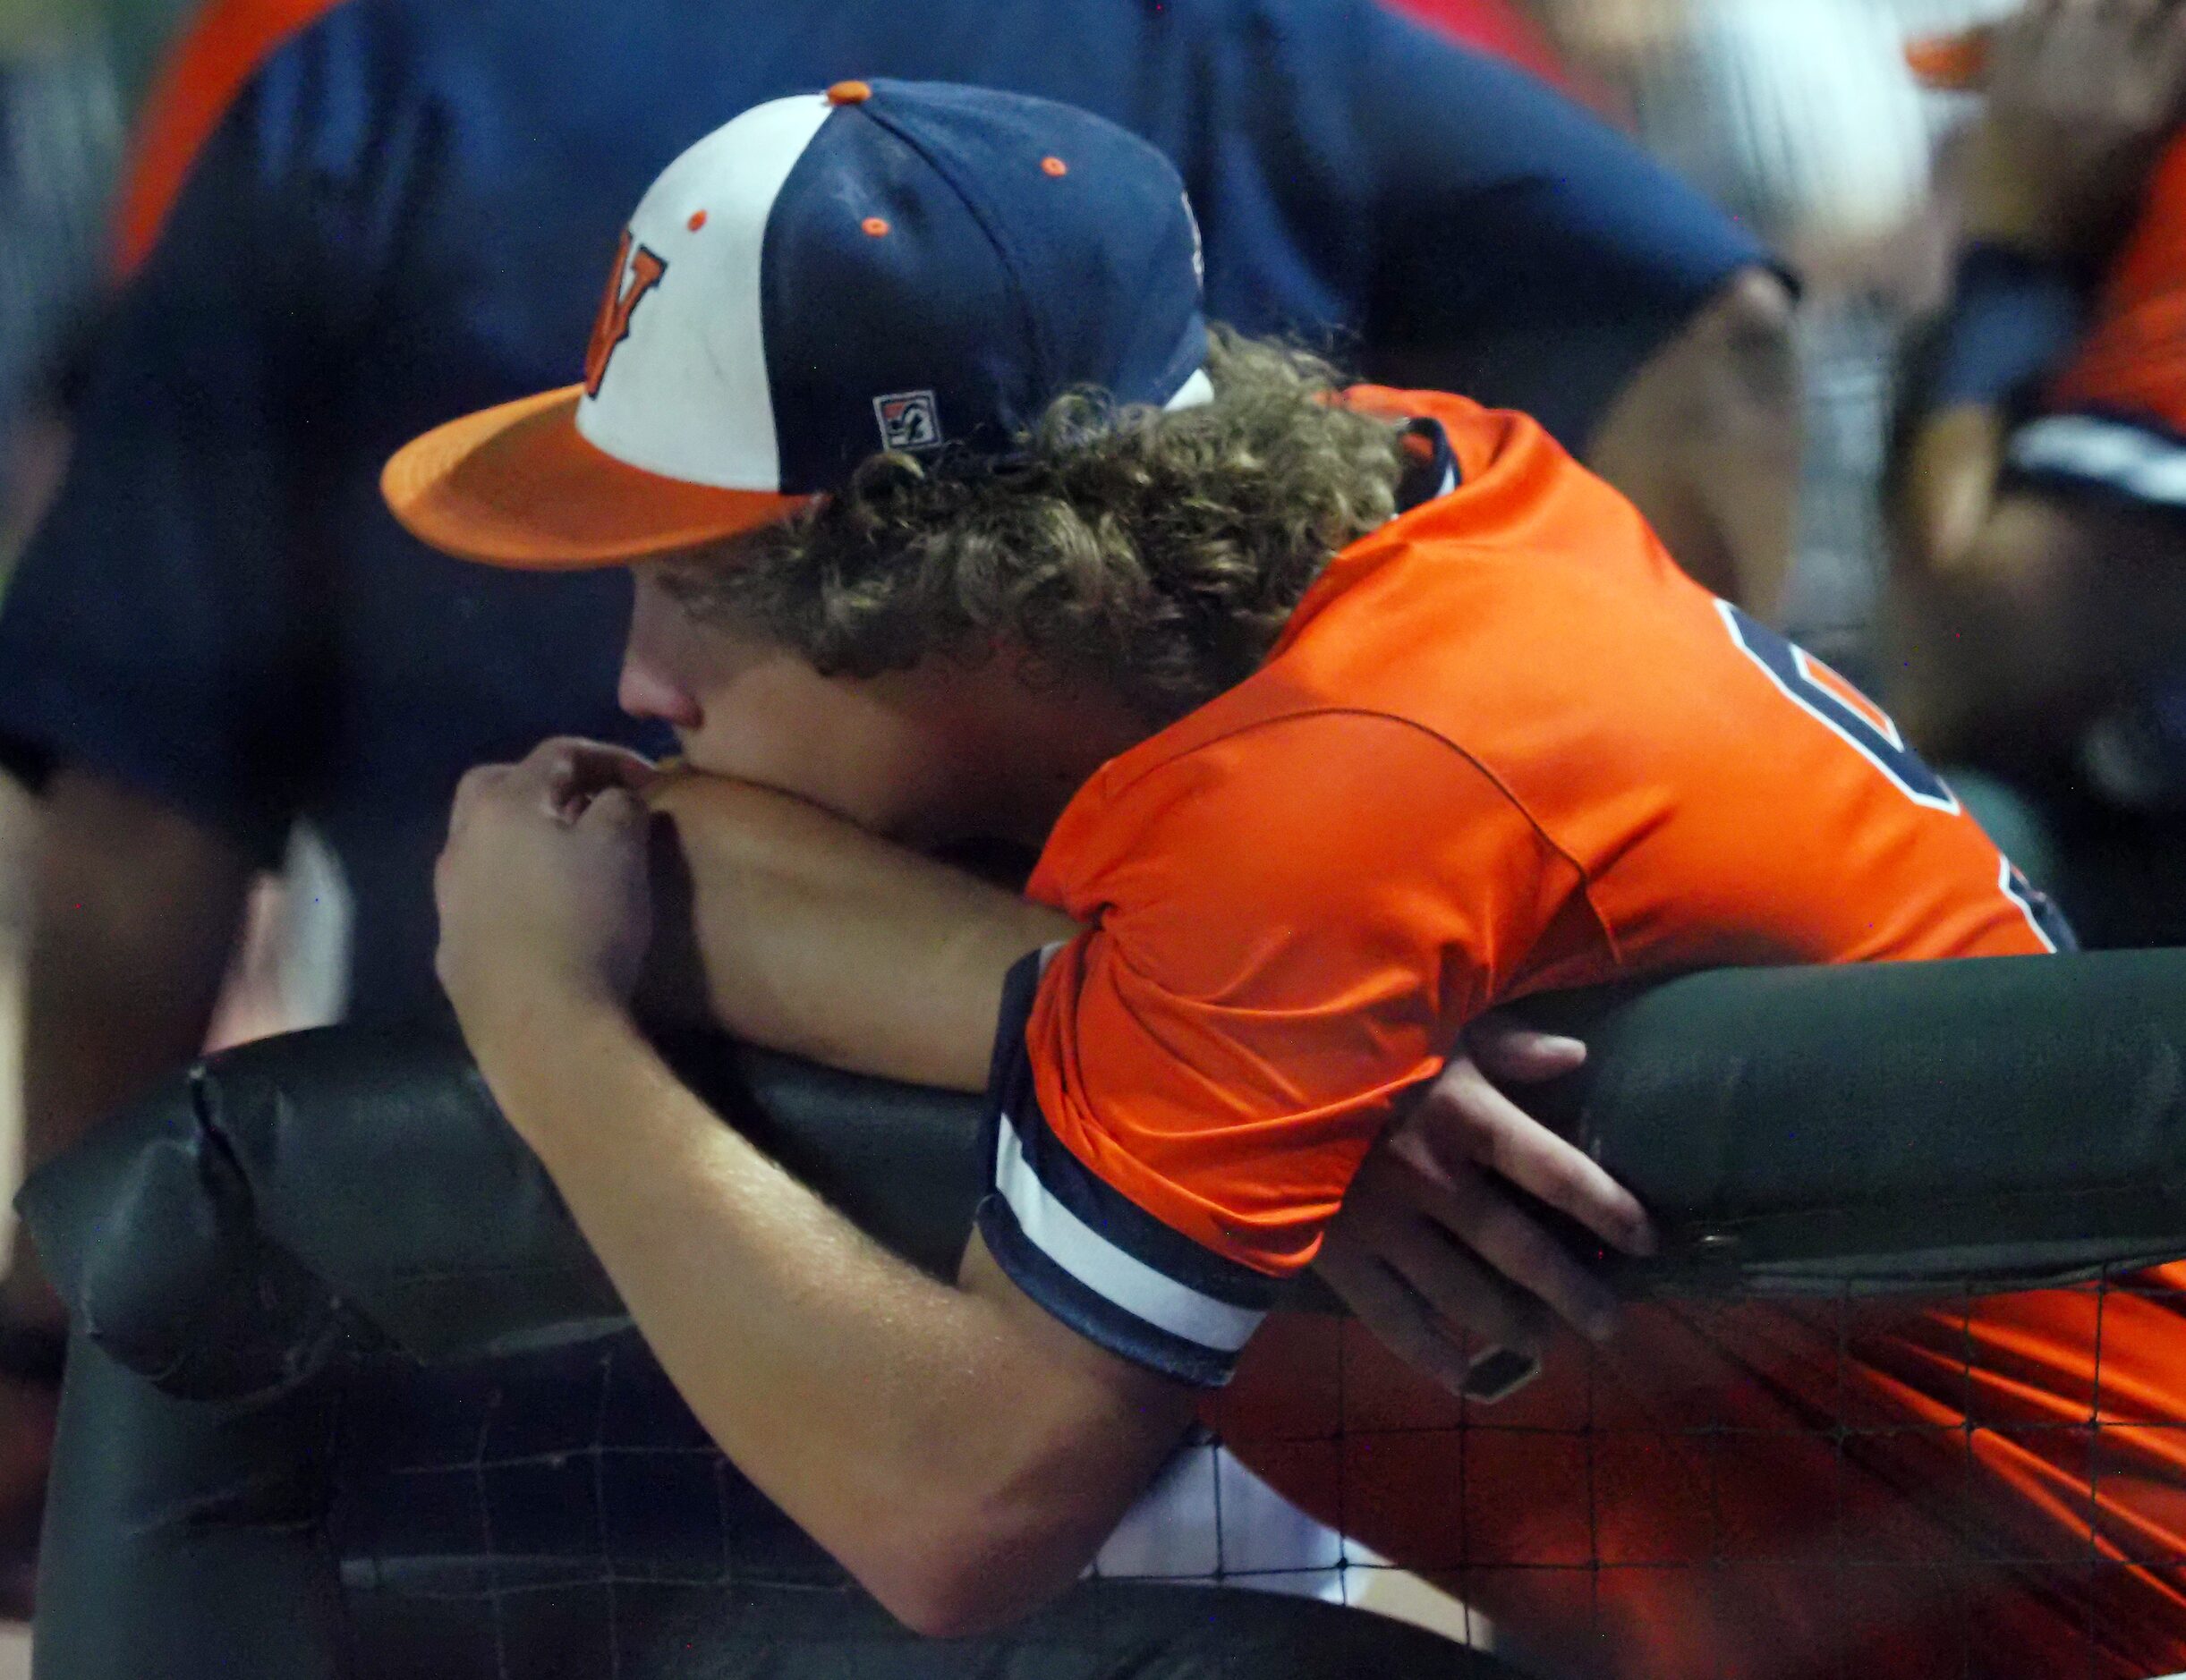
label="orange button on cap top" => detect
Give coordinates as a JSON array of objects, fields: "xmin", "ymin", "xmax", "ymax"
[{"xmin": 827, "ymin": 81, "xmax": 872, "ymax": 106}]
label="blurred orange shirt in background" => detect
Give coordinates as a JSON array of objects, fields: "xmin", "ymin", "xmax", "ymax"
[{"xmin": 111, "ymin": 0, "xmax": 346, "ymax": 278}]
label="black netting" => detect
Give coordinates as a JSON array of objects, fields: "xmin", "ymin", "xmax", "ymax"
[{"xmin": 323, "ymin": 1272, "xmax": 2186, "ymax": 1680}]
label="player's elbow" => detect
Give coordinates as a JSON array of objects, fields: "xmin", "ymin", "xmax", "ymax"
[
  {"xmin": 1674, "ymin": 267, "xmax": 1801, "ymax": 467},
  {"xmin": 841, "ymin": 1262, "xmax": 1194, "ymax": 1640},
  {"xmin": 858, "ymin": 1406, "xmax": 1164, "ymax": 1639},
  {"xmin": 1586, "ymin": 264, "xmax": 1803, "ymax": 613},
  {"xmin": 876, "ymin": 1554, "xmax": 1066, "ymax": 1642},
  {"xmin": 859, "ymin": 1491, "xmax": 1098, "ymax": 1640}
]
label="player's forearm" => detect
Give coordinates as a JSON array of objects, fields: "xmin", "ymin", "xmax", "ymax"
[
  {"xmin": 1884, "ymin": 229, "xmax": 2092, "ymax": 753},
  {"xmin": 643, "ymin": 774, "xmax": 1076, "ymax": 1090},
  {"xmin": 1883, "ymin": 405, "xmax": 2012, "ymax": 755},
  {"xmin": 469, "ymin": 992, "xmax": 1178, "ymax": 1635},
  {"xmin": 1582, "ymin": 267, "xmax": 1802, "ymax": 618},
  {"xmin": 1892, "ymin": 487, "xmax": 2186, "ymax": 759}
]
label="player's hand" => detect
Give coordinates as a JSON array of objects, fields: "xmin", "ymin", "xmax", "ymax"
[
  {"xmin": 1314, "ymin": 1017, "xmax": 1655, "ymax": 1401},
  {"xmin": 1958, "ymin": 0, "xmax": 2186, "ymax": 259},
  {"xmin": 435, "ymin": 738, "xmax": 661, "ymax": 1044}
]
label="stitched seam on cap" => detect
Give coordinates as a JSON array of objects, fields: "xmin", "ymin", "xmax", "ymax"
[{"xmin": 855, "ymin": 99, "xmax": 1054, "ymax": 397}]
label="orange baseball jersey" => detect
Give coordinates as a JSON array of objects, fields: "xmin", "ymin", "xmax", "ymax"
[
  {"xmin": 974, "ymin": 386, "xmax": 2063, "ymax": 1387},
  {"xmin": 2012, "ymin": 130, "xmax": 2186, "ymax": 505}
]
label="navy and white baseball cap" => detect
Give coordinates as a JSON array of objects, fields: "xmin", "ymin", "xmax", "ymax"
[{"xmin": 384, "ymin": 79, "xmax": 1212, "ymax": 568}]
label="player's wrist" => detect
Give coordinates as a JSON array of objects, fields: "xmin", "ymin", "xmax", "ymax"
[
  {"xmin": 469, "ymin": 996, "xmax": 652, "ymax": 1173},
  {"xmin": 1907, "ymin": 242, "xmax": 2090, "ymax": 426},
  {"xmin": 447, "ymin": 963, "xmax": 634, "ymax": 1098}
]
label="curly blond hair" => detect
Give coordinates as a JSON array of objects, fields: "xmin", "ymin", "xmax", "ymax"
[{"xmin": 662, "ymin": 331, "xmax": 1406, "ymax": 722}]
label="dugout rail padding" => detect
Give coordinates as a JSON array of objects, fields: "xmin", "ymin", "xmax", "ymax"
[{"xmin": 21, "ymin": 950, "xmax": 2186, "ymax": 1677}]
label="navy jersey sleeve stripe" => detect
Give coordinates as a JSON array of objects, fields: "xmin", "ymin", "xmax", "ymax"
[
  {"xmin": 978, "ymin": 1187, "xmax": 1244, "ymax": 1390},
  {"xmin": 984, "ymin": 951, "xmax": 1280, "ymax": 1309},
  {"xmin": 977, "ymin": 949, "xmax": 1276, "ymax": 1388}
]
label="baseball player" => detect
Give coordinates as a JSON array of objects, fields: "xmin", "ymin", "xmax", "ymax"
[
  {"xmin": 0, "ymin": 0, "xmax": 1794, "ymax": 1577},
  {"xmin": 391, "ymin": 82, "xmax": 2078, "ymax": 1670}
]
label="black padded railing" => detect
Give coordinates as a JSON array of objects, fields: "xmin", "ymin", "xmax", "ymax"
[{"xmin": 24, "ymin": 951, "xmax": 2186, "ymax": 1677}]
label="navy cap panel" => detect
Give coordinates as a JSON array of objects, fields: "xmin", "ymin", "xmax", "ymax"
[
  {"xmin": 871, "ymin": 81, "xmax": 1209, "ymax": 412},
  {"xmin": 760, "ymin": 80, "xmax": 1209, "ymax": 495},
  {"xmin": 762, "ymin": 98, "xmax": 1038, "ymax": 491}
]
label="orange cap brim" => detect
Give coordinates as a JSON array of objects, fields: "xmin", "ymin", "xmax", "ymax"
[{"xmin": 381, "ymin": 385, "xmax": 814, "ymax": 569}]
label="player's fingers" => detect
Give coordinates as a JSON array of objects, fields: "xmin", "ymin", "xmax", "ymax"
[
  {"xmin": 507, "ymin": 737, "xmax": 583, "ymax": 818},
  {"xmin": 532, "ymin": 739, "xmax": 655, "ymax": 821},
  {"xmin": 1390, "ymin": 1209, "xmax": 1549, "ymax": 1356},
  {"xmin": 533, "ymin": 734, "xmax": 651, "ymax": 772},
  {"xmin": 1334, "ymin": 1204, "xmax": 1552, "ymax": 1378},
  {"xmin": 1465, "ymin": 1016, "xmax": 1588, "ymax": 1085},
  {"xmin": 448, "ymin": 762, "xmax": 513, "ymax": 832},
  {"xmin": 1417, "ymin": 1064, "xmax": 1655, "ymax": 1257},
  {"xmin": 1437, "ymin": 1166, "xmax": 1622, "ymax": 1344},
  {"xmin": 1314, "ymin": 1238, "xmax": 1476, "ymax": 1397},
  {"xmin": 558, "ymin": 739, "xmax": 659, "ymax": 788},
  {"xmin": 574, "ymin": 785, "xmax": 651, "ymax": 842}
]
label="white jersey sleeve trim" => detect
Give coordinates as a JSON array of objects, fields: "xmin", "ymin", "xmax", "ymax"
[{"xmin": 992, "ymin": 1111, "xmax": 1264, "ymax": 1354}]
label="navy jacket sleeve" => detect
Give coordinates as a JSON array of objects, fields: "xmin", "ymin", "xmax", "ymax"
[
  {"xmin": 0, "ymin": 49, "xmax": 355, "ymax": 864},
  {"xmin": 1342, "ymin": 1, "xmax": 1776, "ymax": 445}
]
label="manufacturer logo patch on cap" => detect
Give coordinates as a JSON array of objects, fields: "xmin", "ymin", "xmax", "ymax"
[{"xmin": 874, "ymin": 391, "xmax": 942, "ymax": 451}]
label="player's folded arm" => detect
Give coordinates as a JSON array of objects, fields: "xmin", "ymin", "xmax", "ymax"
[
  {"xmin": 498, "ymin": 773, "xmax": 1185, "ymax": 1635},
  {"xmin": 567, "ymin": 722, "xmax": 1545, "ymax": 1632}
]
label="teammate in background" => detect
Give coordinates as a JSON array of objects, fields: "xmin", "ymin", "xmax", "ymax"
[
  {"xmin": 396, "ymin": 82, "xmax": 2078, "ymax": 1669},
  {"xmin": 1893, "ymin": 0, "xmax": 2186, "ymax": 945}
]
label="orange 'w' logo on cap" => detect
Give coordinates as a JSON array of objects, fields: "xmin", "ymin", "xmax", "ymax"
[{"xmin": 585, "ymin": 229, "xmax": 668, "ymax": 399}]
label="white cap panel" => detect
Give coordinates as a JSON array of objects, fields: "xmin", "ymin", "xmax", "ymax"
[{"xmin": 577, "ymin": 92, "xmax": 836, "ymax": 491}]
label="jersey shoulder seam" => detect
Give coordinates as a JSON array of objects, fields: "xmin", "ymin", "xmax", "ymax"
[{"xmin": 1102, "ymin": 703, "xmax": 1622, "ymax": 969}]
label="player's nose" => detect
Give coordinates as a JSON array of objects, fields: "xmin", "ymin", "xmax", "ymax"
[{"xmin": 617, "ymin": 652, "xmax": 702, "ymax": 731}]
